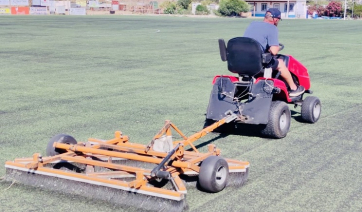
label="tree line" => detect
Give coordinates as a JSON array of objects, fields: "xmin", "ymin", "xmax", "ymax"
[{"xmin": 160, "ymin": 0, "xmax": 250, "ymax": 16}]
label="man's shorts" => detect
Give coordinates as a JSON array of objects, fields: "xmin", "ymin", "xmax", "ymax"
[{"xmin": 269, "ymin": 56, "xmax": 279, "ymax": 70}]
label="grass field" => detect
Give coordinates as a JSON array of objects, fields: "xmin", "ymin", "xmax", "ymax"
[{"xmin": 0, "ymin": 16, "xmax": 361, "ymax": 212}]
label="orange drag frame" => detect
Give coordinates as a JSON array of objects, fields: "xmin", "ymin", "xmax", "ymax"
[{"xmin": 5, "ymin": 114, "xmax": 249, "ymax": 202}]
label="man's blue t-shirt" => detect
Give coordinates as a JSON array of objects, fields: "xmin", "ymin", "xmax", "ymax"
[{"xmin": 243, "ymin": 22, "xmax": 279, "ymax": 52}]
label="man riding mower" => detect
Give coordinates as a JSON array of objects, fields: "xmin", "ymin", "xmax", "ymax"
[{"xmin": 204, "ymin": 37, "xmax": 321, "ymax": 138}]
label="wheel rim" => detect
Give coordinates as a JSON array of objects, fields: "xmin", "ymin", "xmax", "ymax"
[
  {"xmin": 215, "ymin": 166, "xmax": 227, "ymax": 185},
  {"xmin": 279, "ymin": 111, "xmax": 288, "ymax": 130},
  {"xmin": 313, "ymin": 103, "xmax": 321, "ymax": 120}
]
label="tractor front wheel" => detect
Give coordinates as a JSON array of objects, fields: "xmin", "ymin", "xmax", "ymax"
[
  {"xmin": 260, "ymin": 101, "xmax": 291, "ymax": 138},
  {"xmin": 301, "ymin": 96, "xmax": 321, "ymax": 123}
]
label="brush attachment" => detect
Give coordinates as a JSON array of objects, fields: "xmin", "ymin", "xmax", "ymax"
[{"xmin": 5, "ymin": 167, "xmax": 187, "ymax": 212}]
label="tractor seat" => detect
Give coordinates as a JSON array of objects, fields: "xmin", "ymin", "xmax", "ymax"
[{"xmin": 219, "ymin": 37, "xmax": 272, "ymax": 78}]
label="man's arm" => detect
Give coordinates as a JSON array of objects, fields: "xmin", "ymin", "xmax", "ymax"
[
  {"xmin": 268, "ymin": 26, "xmax": 279, "ymax": 55},
  {"xmin": 269, "ymin": 46, "xmax": 279, "ymax": 55}
]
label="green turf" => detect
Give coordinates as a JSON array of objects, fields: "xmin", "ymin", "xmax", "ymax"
[{"xmin": 0, "ymin": 16, "xmax": 361, "ymax": 212}]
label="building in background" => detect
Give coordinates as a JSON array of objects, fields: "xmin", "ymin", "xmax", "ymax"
[{"xmin": 245, "ymin": 0, "xmax": 307, "ymax": 19}]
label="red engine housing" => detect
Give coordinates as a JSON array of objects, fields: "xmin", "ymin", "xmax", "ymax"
[{"xmin": 288, "ymin": 55, "xmax": 310, "ymax": 90}]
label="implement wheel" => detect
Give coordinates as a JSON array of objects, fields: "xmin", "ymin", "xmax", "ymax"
[
  {"xmin": 46, "ymin": 134, "xmax": 77, "ymax": 156},
  {"xmin": 198, "ymin": 156, "xmax": 229, "ymax": 193},
  {"xmin": 261, "ymin": 101, "xmax": 291, "ymax": 138},
  {"xmin": 301, "ymin": 96, "xmax": 321, "ymax": 123}
]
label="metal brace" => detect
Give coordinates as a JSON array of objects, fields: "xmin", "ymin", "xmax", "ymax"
[{"xmin": 224, "ymin": 110, "xmax": 238, "ymax": 123}]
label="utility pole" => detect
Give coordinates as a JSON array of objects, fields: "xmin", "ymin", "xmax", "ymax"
[
  {"xmin": 344, "ymin": 0, "xmax": 347, "ymax": 20},
  {"xmin": 253, "ymin": 3, "xmax": 256, "ymax": 17},
  {"xmin": 287, "ymin": 0, "xmax": 290, "ymax": 19}
]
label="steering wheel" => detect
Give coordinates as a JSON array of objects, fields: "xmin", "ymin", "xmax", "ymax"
[{"xmin": 279, "ymin": 43, "xmax": 284, "ymax": 51}]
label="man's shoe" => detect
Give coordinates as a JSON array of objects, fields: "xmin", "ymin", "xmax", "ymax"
[{"xmin": 289, "ymin": 85, "xmax": 305, "ymax": 97}]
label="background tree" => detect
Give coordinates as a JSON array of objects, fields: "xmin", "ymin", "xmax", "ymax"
[
  {"xmin": 196, "ymin": 4, "xmax": 210, "ymax": 14},
  {"xmin": 178, "ymin": 0, "xmax": 192, "ymax": 9},
  {"xmin": 353, "ymin": 4, "xmax": 362, "ymax": 18},
  {"xmin": 218, "ymin": 0, "xmax": 249, "ymax": 16},
  {"xmin": 193, "ymin": 0, "xmax": 219, "ymax": 3},
  {"xmin": 325, "ymin": 1, "xmax": 342, "ymax": 17},
  {"xmin": 160, "ymin": 1, "xmax": 177, "ymax": 14},
  {"xmin": 201, "ymin": 0, "xmax": 214, "ymax": 7},
  {"xmin": 307, "ymin": 3, "xmax": 326, "ymax": 16}
]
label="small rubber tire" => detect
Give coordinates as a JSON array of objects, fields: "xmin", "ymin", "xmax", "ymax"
[
  {"xmin": 260, "ymin": 101, "xmax": 291, "ymax": 138},
  {"xmin": 301, "ymin": 96, "xmax": 321, "ymax": 123},
  {"xmin": 46, "ymin": 134, "xmax": 77, "ymax": 156},
  {"xmin": 198, "ymin": 156, "xmax": 229, "ymax": 193}
]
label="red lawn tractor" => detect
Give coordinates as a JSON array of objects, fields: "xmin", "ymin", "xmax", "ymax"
[{"xmin": 205, "ymin": 37, "xmax": 321, "ymax": 138}]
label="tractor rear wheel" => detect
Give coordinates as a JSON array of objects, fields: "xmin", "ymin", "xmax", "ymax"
[
  {"xmin": 301, "ymin": 96, "xmax": 321, "ymax": 123},
  {"xmin": 46, "ymin": 134, "xmax": 77, "ymax": 156},
  {"xmin": 260, "ymin": 101, "xmax": 291, "ymax": 138},
  {"xmin": 198, "ymin": 156, "xmax": 229, "ymax": 193}
]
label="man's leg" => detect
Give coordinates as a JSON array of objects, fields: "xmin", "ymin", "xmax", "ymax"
[
  {"xmin": 277, "ymin": 59, "xmax": 297, "ymax": 90},
  {"xmin": 276, "ymin": 59, "xmax": 305, "ymax": 97}
]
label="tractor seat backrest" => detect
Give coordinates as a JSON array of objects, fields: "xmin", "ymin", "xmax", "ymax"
[{"xmin": 219, "ymin": 37, "xmax": 265, "ymax": 77}]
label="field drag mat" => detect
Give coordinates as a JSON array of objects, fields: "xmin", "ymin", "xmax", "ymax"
[{"xmin": 5, "ymin": 167, "xmax": 187, "ymax": 212}]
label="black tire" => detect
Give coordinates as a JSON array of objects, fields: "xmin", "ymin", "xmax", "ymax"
[
  {"xmin": 301, "ymin": 96, "xmax": 321, "ymax": 123},
  {"xmin": 260, "ymin": 101, "xmax": 291, "ymax": 138},
  {"xmin": 46, "ymin": 134, "xmax": 77, "ymax": 156},
  {"xmin": 198, "ymin": 156, "xmax": 229, "ymax": 193}
]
